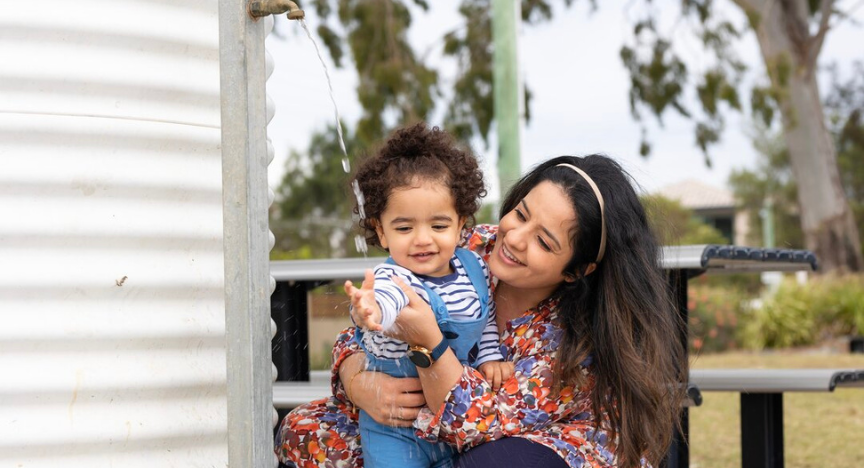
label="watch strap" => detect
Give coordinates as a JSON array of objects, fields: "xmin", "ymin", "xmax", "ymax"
[{"xmin": 428, "ymin": 337, "xmax": 450, "ymax": 362}]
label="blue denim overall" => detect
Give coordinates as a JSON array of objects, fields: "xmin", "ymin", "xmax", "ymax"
[{"xmin": 355, "ymin": 248, "xmax": 490, "ymax": 468}]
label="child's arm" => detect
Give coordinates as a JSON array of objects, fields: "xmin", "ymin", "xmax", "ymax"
[
  {"xmin": 344, "ymin": 265, "xmax": 413, "ymax": 331},
  {"xmin": 344, "ymin": 269, "xmax": 383, "ymax": 331}
]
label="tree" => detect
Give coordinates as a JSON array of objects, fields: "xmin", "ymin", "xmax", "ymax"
[
  {"xmin": 271, "ymin": 123, "xmax": 365, "ymax": 259},
  {"xmin": 729, "ymin": 62, "xmax": 864, "ymax": 255},
  {"xmin": 728, "ymin": 130, "xmax": 804, "ymax": 248},
  {"xmin": 619, "ymin": 0, "xmax": 862, "ymax": 272},
  {"xmin": 297, "ymin": 0, "xmax": 563, "ymax": 146},
  {"xmin": 826, "ymin": 61, "xmax": 864, "ymax": 256},
  {"xmin": 301, "ymin": 0, "xmax": 439, "ymax": 147}
]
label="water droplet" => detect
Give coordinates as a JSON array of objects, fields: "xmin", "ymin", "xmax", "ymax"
[
  {"xmin": 355, "ymin": 235, "xmax": 368, "ymax": 255},
  {"xmin": 352, "ymin": 180, "xmax": 366, "ymax": 219}
]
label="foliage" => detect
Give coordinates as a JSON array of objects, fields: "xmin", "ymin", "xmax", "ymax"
[
  {"xmin": 728, "ymin": 129, "xmax": 804, "ymax": 249},
  {"xmin": 305, "ymin": 0, "xmax": 439, "ymax": 147},
  {"xmin": 271, "ymin": 123, "xmax": 364, "ymax": 260},
  {"xmin": 728, "ymin": 63, "xmax": 864, "ymax": 253},
  {"xmin": 619, "ymin": 5, "xmax": 746, "ymax": 163},
  {"xmin": 742, "ymin": 274, "xmax": 864, "ymax": 349},
  {"xmin": 293, "ymin": 0, "xmax": 579, "ymax": 147},
  {"xmin": 642, "ymin": 194, "xmax": 728, "ymax": 245},
  {"xmin": 688, "ymin": 283, "xmax": 746, "ymax": 354},
  {"xmin": 826, "ymin": 62, "xmax": 864, "ymax": 256},
  {"xmin": 278, "ymin": 0, "xmax": 861, "ymax": 271},
  {"xmin": 615, "ymin": 1, "xmax": 843, "ymax": 163}
]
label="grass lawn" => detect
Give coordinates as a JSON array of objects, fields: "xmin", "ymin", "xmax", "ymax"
[{"xmin": 688, "ymin": 351, "xmax": 864, "ymax": 468}]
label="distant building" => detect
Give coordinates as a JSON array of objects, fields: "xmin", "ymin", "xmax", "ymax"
[{"xmin": 656, "ymin": 179, "xmax": 749, "ymax": 245}]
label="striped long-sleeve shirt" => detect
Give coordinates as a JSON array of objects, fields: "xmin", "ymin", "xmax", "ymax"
[{"xmin": 362, "ymin": 250, "xmax": 504, "ymax": 367}]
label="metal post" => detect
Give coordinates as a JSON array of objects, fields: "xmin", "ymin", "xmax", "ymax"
[
  {"xmin": 741, "ymin": 393, "xmax": 784, "ymax": 468},
  {"xmin": 663, "ymin": 269, "xmax": 690, "ymax": 468},
  {"xmin": 271, "ymin": 281, "xmax": 311, "ymax": 382},
  {"xmin": 760, "ymin": 198, "xmax": 775, "ymax": 248},
  {"xmin": 219, "ymin": 2, "xmax": 275, "ymax": 467},
  {"xmin": 491, "ymin": 0, "xmax": 522, "ymax": 197}
]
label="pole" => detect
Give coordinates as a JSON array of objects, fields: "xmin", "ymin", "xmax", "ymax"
[
  {"xmin": 760, "ymin": 197, "xmax": 775, "ymax": 248},
  {"xmin": 219, "ymin": 3, "xmax": 275, "ymax": 467},
  {"xmin": 491, "ymin": 0, "xmax": 522, "ymax": 199}
]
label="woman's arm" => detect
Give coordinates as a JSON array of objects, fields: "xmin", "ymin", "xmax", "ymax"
[
  {"xmin": 388, "ymin": 281, "xmax": 594, "ymax": 450},
  {"xmin": 329, "ymin": 327, "xmax": 426, "ymax": 427},
  {"xmin": 420, "ymin": 354, "xmax": 593, "ymax": 450}
]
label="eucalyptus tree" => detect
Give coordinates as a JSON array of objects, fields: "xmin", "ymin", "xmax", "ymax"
[
  {"xmin": 729, "ymin": 62, "xmax": 864, "ymax": 255},
  {"xmin": 620, "ymin": 0, "xmax": 862, "ymax": 272}
]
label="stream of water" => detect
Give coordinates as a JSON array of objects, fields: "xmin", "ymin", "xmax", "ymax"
[{"xmin": 300, "ymin": 19, "xmax": 368, "ymax": 255}]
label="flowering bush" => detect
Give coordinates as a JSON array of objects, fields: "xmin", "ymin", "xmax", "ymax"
[{"xmin": 687, "ymin": 283, "xmax": 747, "ymax": 354}]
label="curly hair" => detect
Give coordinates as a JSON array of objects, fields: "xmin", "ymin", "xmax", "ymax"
[{"xmin": 352, "ymin": 123, "xmax": 486, "ymax": 248}]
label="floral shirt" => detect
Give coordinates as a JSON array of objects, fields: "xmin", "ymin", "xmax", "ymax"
[{"xmin": 276, "ymin": 225, "xmax": 617, "ymax": 467}]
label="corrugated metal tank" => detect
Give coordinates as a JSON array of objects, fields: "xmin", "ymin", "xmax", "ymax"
[{"xmin": 0, "ymin": 1, "xmax": 228, "ymax": 465}]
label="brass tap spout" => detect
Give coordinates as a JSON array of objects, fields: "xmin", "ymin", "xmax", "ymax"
[{"xmin": 249, "ymin": 0, "xmax": 306, "ymax": 20}]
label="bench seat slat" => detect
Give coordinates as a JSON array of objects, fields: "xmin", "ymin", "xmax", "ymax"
[{"xmin": 691, "ymin": 369, "xmax": 864, "ymax": 393}]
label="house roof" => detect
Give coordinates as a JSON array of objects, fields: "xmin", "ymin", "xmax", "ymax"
[{"xmin": 656, "ymin": 179, "xmax": 735, "ymax": 210}]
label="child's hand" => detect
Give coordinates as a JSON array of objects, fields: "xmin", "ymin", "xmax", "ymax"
[
  {"xmin": 478, "ymin": 360, "xmax": 515, "ymax": 392},
  {"xmin": 344, "ymin": 269, "xmax": 383, "ymax": 331}
]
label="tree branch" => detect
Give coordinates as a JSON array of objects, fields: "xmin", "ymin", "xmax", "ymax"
[{"xmin": 808, "ymin": 0, "xmax": 835, "ymax": 67}]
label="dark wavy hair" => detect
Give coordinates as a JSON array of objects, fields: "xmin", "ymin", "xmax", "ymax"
[
  {"xmin": 500, "ymin": 155, "xmax": 686, "ymax": 467},
  {"xmin": 352, "ymin": 123, "xmax": 487, "ymax": 248}
]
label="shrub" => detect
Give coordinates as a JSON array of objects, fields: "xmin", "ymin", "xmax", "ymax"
[
  {"xmin": 742, "ymin": 274, "xmax": 864, "ymax": 350},
  {"xmin": 688, "ymin": 284, "xmax": 747, "ymax": 353}
]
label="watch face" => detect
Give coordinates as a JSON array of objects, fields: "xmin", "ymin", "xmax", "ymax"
[{"xmin": 408, "ymin": 349, "xmax": 432, "ymax": 368}]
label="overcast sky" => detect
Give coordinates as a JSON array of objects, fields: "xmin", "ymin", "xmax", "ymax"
[{"xmin": 265, "ymin": 0, "xmax": 863, "ymax": 199}]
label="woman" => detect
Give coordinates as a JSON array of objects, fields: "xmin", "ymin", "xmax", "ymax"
[{"xmin": 277, "ymin": 155, "xmax": 686, "ymax": 467}]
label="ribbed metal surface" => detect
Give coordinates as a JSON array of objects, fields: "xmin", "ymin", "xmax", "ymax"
[{"xmin": 0, "ymin": 1, "xmax": 226, "ymax": 466}]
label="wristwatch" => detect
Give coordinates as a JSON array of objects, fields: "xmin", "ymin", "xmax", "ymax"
[{"xmin": 407, "ymin": 338, "xmax": 449, "ymax": 368}]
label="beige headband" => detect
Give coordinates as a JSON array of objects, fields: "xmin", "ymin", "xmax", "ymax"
[{"xmin": 556, "ymin": 163, "xmax": 607, "ymax": 263}]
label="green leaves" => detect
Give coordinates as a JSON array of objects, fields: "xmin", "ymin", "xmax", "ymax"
[
  {"xmin": 620, "ymin": 40, "xmax": 689, "ymax": 124},
  {"xmin": 619, "ymin": 3, "xmax": 751, "ymax": 161},
  {"xmin": 443, "ymin": 0, "xmax": 494, "ymax": 144}
]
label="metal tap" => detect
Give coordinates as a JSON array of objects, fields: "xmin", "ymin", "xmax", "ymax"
[{"xmin": 248, "ymin": 0, "xmax": 305, "ymax": 20}]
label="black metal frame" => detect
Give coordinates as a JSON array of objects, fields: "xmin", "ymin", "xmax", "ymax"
[
  {"xmin": 740, "ymin": 393, "xmax": 784, "ymax": 468},
  {"xmin": 271, "ymin": 281, "xmax": 314, "ymax": 382}
]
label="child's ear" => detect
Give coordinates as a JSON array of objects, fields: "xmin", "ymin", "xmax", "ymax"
[{"xmin": 373, "ymin": 220, "xmax": 388, "ymax": 250}]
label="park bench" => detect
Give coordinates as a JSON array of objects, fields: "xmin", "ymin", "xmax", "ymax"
[
  {"xmin": 691, "ymin": 368, "xmax": 864, "ymax": 468},
  {"xmin": 270, "ymin": 244, "xmax": 846, "ymax": 468}
]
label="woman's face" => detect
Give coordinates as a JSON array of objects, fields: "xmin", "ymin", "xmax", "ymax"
[{"xmin": 489, "ymin": 181, "xmax": 577, "ymax": 298}]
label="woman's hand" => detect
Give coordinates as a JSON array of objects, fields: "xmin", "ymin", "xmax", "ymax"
[
  {"xmin": 344, "ymin": 269, "xmax": 383, "ymax": 331},
  {"xmin": 349, "ymin": 368, "xmax": 426, "ymax": 427},
  {"xmin": 388, "ymin": 276, "xmax": 443, "ymax": 349}
]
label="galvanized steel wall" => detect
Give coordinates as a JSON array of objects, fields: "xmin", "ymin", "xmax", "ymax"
[{"xmin": 0, "ymin": 1, "xmax": 228, "ymax": 466}]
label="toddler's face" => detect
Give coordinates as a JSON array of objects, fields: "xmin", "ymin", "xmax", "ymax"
[{"xmin": 375, "ymin": 180, "xmax": 464, "ymax": 277}]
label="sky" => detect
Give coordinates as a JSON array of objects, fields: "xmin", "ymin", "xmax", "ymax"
[{"xmin": 264, "ymin": 0, "xmax": 863, "ymax": 200}]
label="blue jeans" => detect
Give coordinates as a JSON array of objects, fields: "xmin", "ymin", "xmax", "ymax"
[{"xmin": 359, "ymin": 410, "xmax": 456, "ymax": 468}]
